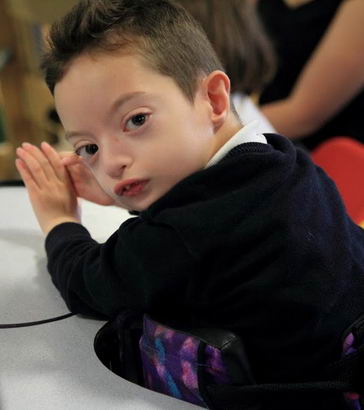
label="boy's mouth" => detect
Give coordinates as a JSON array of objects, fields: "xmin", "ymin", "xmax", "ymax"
[{"xmin": 114, "ymin": 179, "xmax": 148, "ymax": 197}]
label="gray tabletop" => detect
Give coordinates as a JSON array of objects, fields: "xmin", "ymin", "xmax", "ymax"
[{"xmin": 0, "ymin": 186, "xmax": 199, "ymax": 409}]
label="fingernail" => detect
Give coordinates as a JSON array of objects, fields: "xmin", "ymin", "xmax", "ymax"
[{"xmin": 22, "ymin": 142, "xmax": 32, "ymax": 149}]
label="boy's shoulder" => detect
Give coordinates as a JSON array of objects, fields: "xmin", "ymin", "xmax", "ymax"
[{"xmin": 142, "ymin": 133, "xmax": 311, "ymax": 223}]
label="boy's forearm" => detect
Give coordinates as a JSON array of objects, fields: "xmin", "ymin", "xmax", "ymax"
[{"xmin": 45, "ymin": 222, "xmax": 111, "ymax": 318}]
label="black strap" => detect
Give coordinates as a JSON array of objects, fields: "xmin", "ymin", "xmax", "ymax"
[
  {"xmin": 207, "ymin": 345, "xmax": 364, "ymax": 407},
  {"xmin": 0, "ymin": 312, "xmax": 75, "ymax": 328},
  {"xmin": 0, "ymin": 182, "xmax": 74, "ymax": 328},
  {"xmin": 116, "ymin": 310, "xmax": 144, "ymax": 384},
  {"xmin": 94, "ymin": 310, "xmax": 144, "ymax": 385}
]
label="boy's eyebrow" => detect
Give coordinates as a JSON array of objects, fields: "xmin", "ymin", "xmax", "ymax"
[
  {"xmin": 65, "ymin": 130, "xmax": 93, "ymax": 141},
  {"xmin": 65, "ymin": 130, "xmax": 92, "ymax": 141},
  {"xmin": 109, "ymin": 91, "xmax": 147, "ymax": 115},
  {"xmin": 64, "ymin": 91, "xmax": 147, "ymax": 141}
]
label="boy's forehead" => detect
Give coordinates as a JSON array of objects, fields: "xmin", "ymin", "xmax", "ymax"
[
  {"xmin": 57, "ymin": 49, "xmax": 171, "ymax": 93},
  {"xmin": 55, "ymin": 52, "xmax": 154, "ymax": 98},
  {"xmin": 55, "ymin": 48, "xmax": 199, "ymax": 108}
]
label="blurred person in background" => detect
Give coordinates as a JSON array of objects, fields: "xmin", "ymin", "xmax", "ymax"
[
  {"xmin": 257, "ymin": 0, "xmax": 364, "ymax": 150},
  {"xmin": 179, "ymin": 0, "xmax": 277, "ymax": 134}
]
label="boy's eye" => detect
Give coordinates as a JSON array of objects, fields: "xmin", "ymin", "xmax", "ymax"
[
  {"xmin": 75, "ymin": 144, "xmax": 99, "ymax": 159},
  {"xmin": 125, "ymin": 113, "xmax": 149, "ymax": 131}
]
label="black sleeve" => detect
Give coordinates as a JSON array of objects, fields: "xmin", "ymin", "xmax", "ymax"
[{"xmin": 45, "ymin": 219, "xmax": 196, "ymax": 319}]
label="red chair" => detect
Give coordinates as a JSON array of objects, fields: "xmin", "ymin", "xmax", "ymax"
[
  {"xmin": 311, "ymin": 137, "xmax": 364, "ymax": 226},
  {"xmin": 358, "ymin": 212, "xmax": 364, "ymax": 228}
]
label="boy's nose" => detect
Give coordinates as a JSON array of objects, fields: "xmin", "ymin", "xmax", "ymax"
[
  {"xmin": 102, "ymin": 149, "xmax": 132, "ymax": 178},
  {"xmin": 103, "ymin": 156, "xmax": 130, "ymax": 178}
]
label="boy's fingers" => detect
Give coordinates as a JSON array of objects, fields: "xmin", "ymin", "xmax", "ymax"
[
  {"xmin": 40, "ymin": 141, "xmax": 68, "ymax": 180},
  {"xmin": 40, "ymin": 143, "xmax": 78, "ymax": 195},
  {"xmin": 15, "ymin": 158, "xmax": 39, "ymax": 191},
  {"xmin": 61, "ymin": 155, "xmax": 90, "ymax": 185},
  {"xmin": 59, "ymin": 150, "xmax": 74, "ymax": 159},
  {"xmin": 61, "ymin": 153, "xmax": 82, "ymax": 167},
  {"xmin": 21, "ymin": 143, "xmax": 55, "ymax": 181},
  {"xmin": 16, "ymin": 147, "xmax": 49, "ymax": 187}
]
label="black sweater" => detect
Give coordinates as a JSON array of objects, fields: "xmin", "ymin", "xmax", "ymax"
[{"xmin": 46, "ymin": 134, "xmax": 364, "ymax": 408}]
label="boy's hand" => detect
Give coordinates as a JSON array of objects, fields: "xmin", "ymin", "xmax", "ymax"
[
  {"xmin": 16, "ymin": 142, "xmax": 81, "ymax": 234},
  {"xmin": 60, "ymin": 152, "xmax": 115, "ymax": 206}
]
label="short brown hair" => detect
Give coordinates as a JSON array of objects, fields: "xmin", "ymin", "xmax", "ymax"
[
  {"xmin": 41, "ymin": 0, "xmax": 224, "ymax": 101},
  {"xmin": 177, "ymin": 0, "xmax": 276, "ymax": 95}
]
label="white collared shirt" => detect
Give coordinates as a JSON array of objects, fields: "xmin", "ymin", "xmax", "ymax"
[
  {"xmin": 232, "ymin": 93, "xmax": 276, "ymax": 134},
  {"xmin": 206, "ymin": 121, "xmax": 267, "ymax": 168}
]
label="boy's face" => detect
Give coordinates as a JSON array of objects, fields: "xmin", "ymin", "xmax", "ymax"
[{"xmin": 55, "ymin": 52, "xmax": 217, "ymax": 211}]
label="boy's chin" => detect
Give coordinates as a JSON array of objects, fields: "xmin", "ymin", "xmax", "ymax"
[
  {"xmin": 117, "ymin": 190, "xmax": 166, "ymax": 213},
  {"xmin": 118, "ymin": 199, "xmax": 153, "ymax": 213}
]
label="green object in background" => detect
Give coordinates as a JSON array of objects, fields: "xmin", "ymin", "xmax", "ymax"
[
  {"xmin": 0, "ymin": 107, "xmax": 7, "ymax": 143},
  {"xmin": 0, "ymin": 48, "xmax": 11, "ymax": 143},
  {"xmin": 0, "ymin": 49, "xmax": 12, "ymax": 71}
]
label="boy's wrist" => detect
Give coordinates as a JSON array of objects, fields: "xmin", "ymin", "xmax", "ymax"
[{"xmin": 43, "ymin": 217, "xmax": 81, "ymax": 235}]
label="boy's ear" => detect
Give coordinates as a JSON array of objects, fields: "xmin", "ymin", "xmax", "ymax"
[{"xmin": 202, "ymin": 70, "xmax": 231, "ymax": 130}]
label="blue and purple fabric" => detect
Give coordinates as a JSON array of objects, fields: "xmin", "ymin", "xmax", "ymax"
[
  {"xmin": 139, "ymin": 316, "xmax": 230, "ymax": 407},
  {"xmin": 139, "ymin": 316, "xmax": 363, "ymax": 408},
  {"xmin": 343, "ymin": 332, "xmax": 362, "ymax": 410}
]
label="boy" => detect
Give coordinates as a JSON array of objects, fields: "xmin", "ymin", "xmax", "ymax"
[{"xmin": 15, "ymin": 0, "xmax": 364, "ymax": 409}]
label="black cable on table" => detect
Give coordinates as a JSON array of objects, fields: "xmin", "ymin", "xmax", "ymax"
[
  {"xmin": 0, "ymin": 313, "xmax": 76, "ymax": 329},
  {"xmin": 0, "ymin": 183, "xmax": 76, "ymax": 328}
]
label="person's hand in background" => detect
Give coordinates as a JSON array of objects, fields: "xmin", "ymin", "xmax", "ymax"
[{"xmin": 259, "ymin": 0, "xmax": 364, "ymax": 141}]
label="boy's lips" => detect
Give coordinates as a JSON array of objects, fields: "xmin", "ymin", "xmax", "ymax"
[{"xmin": 114, "ymin": 179, "xmax": 148, "ymax": 197}]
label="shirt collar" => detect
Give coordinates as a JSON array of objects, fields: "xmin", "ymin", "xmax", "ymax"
[{"xmin": 206, "ymin": 120, "xmax": 267, "ymax": 168}]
